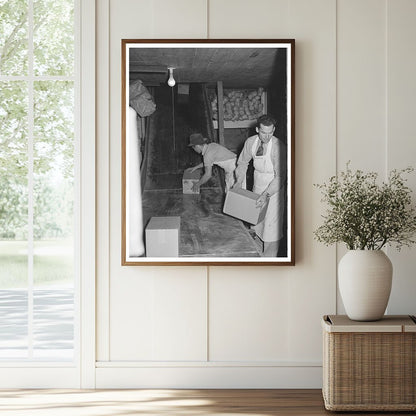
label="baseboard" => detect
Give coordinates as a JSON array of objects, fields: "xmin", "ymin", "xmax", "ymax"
[
  {"xmin": 95, "ymin": 365, "xmax": 322, "ymax": 388},
  {"xmin": 0, "ymin": 367, "xmax": 80, "ymax": 388}
]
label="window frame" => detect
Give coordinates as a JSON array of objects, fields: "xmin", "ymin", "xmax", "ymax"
[{"xmin": 0, "ymin": 0, "xmax": 96, "ymax": 388}]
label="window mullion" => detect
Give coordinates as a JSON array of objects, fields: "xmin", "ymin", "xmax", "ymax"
[{"xmin": 27, "ymin": 0, "xmax": 34, "ymax": 360}]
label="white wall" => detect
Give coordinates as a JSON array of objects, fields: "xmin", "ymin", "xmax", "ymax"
[{"xmin": 95, "ymin": 0, "xmax": 416, "ymax": 388}]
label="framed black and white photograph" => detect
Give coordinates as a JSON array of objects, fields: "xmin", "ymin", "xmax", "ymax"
[{"xmin": 122, "ymin": 39, "xmax": 295, "ymax": 265}]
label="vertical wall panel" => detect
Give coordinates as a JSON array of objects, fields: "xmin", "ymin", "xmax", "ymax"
[
  {"xmin": 386, "ymin": 0, "xmax": 416, "ymax": 314},
  {"xmin": 110, "ymin": 268, "xmax": 207, "ymax": 361},
  {"xmin": 208, "ymin": 0, "xmax": 337, "ymax": 365},
  {"xmin": 151, "ymin": 271, "xmax": 208, "ymax": 361},
  {"xmin": 286, "ymin": 0, "xmax": 337, "ymax": 360},
  {"xmin": 209, "ymin": 268, "xmax": 290, "ymax": 361},
  {"xmin": 151, "ymin": 0, "xmax": 208, "ymax": 38},
  {"xmin": 336, "ymin": 0, "xmax": 387, "ymax": 314},
  {"xmin": 105, "ymin": 0, "xmax": 208, "ymax": 362},
  {"xmin": 96, "ymin": 0, "xmax": 110, "ymax": 362},
  {"xmin": 337, "ymin": 0, "xmax": 387, "ymax": 172},
  {"xmin": 209, "ymin": 0, "xmax": 289, "ymax": 37}
]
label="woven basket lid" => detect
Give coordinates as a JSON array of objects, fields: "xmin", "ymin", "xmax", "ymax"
[{"xmin": 322, "ymin": 315, "xmax": 416, "ymax": 333}]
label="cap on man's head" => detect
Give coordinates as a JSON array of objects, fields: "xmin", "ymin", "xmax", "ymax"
[{"xmin": 188, "ymin": 133, "xmax": 207, "ymax": 146}]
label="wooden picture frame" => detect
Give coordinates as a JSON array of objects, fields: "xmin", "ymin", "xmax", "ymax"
[{"xmin": 122, "ymin": 39, "xmax": 295, "ymax": 265}]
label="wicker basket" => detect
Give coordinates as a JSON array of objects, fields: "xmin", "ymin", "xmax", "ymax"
[{"xmin": 322, "ymin": 315, "xmax": 416, "ymax": 411}]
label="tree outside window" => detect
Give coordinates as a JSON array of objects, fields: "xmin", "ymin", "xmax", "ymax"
[{"xmin": 0, "ymin": 0, "xmax": 76, "ymax": 360}]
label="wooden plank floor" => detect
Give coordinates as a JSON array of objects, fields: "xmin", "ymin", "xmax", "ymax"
[
  {"xmin": 142, "ymin": 187, "xmax": 261, "ymax": 257},
  {"xmin": 0, "ymin": 389, "xmax": 413, "ymax": 415}
]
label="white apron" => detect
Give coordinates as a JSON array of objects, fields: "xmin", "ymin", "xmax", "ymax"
[{"xmin": 252, "ymin": 138, "xmax": 281, "ymax": 242}]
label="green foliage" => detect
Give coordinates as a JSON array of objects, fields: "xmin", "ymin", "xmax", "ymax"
[
  {"xmin": 0, "ymin": 1, "xmax": 74, "ymax": 241},
  {"xmin": 34, "ymin": 81, "xmax": 74, "ymax": 177},
  {"xmin": 34, "ymin": 176, "xmax": 74, "ymax": 240},
  {"xmin": 0, "ymin": 0, "xmax": 28, "ymax": 75},
  {"xmin": 0, "ymin": 0, "xmax": 74, "ymax": 76},
  {"xmin": 314, "ymin": 164, "xmax": 416, "ymax": 250},
  {"xmin": 0, "ymin": 174, "xmax": 73, "ymax": 240},
  {"xmin": 0, "ymin": 81, "xmax": 28, "ymax": 179},
  {"xmin": 0, "ymin": 81, "xmax": 28, "ymax": 238},
  {"xmin": 0, "ymin": 80, "xmax": 74, "ymax": 240},
  {"xmin": 0, "ymin": 176, "xmax": 27, "ymax": 238},
  {"xmin": 33, "ymin": 0, "xmax": 74, "ymax": 75}
]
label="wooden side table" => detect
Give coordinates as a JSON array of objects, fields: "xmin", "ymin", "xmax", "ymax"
[{"xmin": 322, "ymin": 315, "xmax": 416, "ymax": 411}]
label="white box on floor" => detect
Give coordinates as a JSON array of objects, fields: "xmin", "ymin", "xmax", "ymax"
[
  {"xmin": 145, "ymin": 216, "xmax": 180, "ymax": 257},
  {"xmin": 223, "ymin": 188, "xmax": 268, "ymax": 225},
  {"xmin": 182, "ymin": 168, "xmax": 200, "ymax": 194}
]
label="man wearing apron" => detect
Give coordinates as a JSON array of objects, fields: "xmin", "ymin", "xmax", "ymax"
[{"xmin": 234, "ymin": 115, "xmax": 286, "ymax": 257}]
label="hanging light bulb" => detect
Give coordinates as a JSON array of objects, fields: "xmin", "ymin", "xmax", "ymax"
[{"xmin": 167, "ymin": 67, "xmax": 176, "ymax": 87}]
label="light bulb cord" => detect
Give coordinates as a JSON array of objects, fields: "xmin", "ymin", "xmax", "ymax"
[{"xmin": 171, "ymin": 87, "xmax": 176, "ymax": 154}]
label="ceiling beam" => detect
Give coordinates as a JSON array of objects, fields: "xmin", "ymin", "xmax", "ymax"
[{"xmin": 129, "ymin": 64, "xmax": 167, "ymax": 74}]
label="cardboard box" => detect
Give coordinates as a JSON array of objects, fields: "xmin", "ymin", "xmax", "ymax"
[
  {"xmin": 182, "ymin": 168, "xmax": 201, "ymax": 194},
  {"xmin": 145, "ymin": 216, "xmax": 180, "ymax": 257},
  {"xmin": 223, "ymin": 188, "xmax": 268, "ymax": 225}
]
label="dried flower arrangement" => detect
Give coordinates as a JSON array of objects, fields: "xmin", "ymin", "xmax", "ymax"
[{"xmin": 314, "ymin": 164, "xmax": 416, "ymax": 250}]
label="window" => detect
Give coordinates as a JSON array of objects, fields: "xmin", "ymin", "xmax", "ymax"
[{"xmin": 0, "ymin": 0, "xmax": 78, "ymax": 361}]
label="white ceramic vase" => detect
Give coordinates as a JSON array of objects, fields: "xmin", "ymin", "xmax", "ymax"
[{"xmin": 338, "ymin": 250, "xmax": 393, "ymax": 321}]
